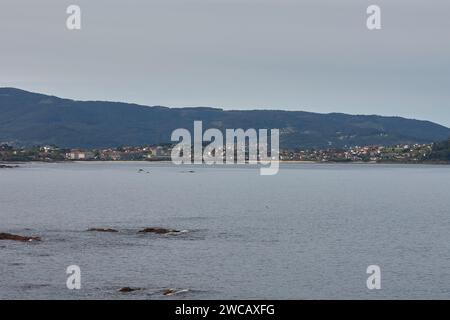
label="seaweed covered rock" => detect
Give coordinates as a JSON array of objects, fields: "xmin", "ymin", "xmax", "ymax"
[
  {"xmin": 0, "ymin": 232, "xmax": 41, "ymax": 242},
  {"xmin": 118, "ymin": 287, "xmax": 143, "ymax": 293},
  {"xmin": 138, "ymin": 227, "xmax": 180, "ymax": 235},
  {"xmin": 87, "ymin": 228, "xmax": 119, "ymax": 233}
]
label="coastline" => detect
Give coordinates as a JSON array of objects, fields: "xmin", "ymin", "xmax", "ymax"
[{"xmin": 3, "ymin": 160, "xmax": 449, "ymax": 166}]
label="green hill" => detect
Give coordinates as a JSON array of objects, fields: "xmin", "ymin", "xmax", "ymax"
[{"xmin": 1, "ymin": 88, "xmax": 449, "ymax": 149}]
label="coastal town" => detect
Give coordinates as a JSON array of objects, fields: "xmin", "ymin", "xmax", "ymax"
[
  {"xmin": 0, "ymin": 142, "xmax": 445, "ymax": 164},
  {"xmin": 280, "ymin": 144, "xmax": 434, "ymax": 163}
]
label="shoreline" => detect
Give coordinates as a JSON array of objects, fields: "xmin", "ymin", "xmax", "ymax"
[{"xmin": 3, "ymin": 160, "xmax": 449, "ymax": 166}]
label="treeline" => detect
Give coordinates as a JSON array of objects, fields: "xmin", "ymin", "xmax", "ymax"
[{"xmin": 427, "ymin": 139, "xmax": 450, "ymax": 162}]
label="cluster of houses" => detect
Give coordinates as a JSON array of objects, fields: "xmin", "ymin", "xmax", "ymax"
[
  {"xmin": 280, "ymin": 144, "xmax": 433, "ymax": 162},
  {"xmin": 1, "ymin": 142, "xmax": 434, "ymax": 163},
  {"xmin": 65, "ymin": 145, "xmax": 172, "ymax": 161},
  {"xmin": 0, "ymin": 143, "xmax": 173, "ymax": 162}
]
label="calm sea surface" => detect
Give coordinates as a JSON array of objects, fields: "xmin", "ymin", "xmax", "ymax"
[{"xmin": 0, "ymin": 162, "xmax": 449, "ymax": 299}]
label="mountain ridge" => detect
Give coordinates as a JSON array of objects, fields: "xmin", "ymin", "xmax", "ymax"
[{"xmin": 1, "ymin": 87, "xmax": 449, "ymax": 149}]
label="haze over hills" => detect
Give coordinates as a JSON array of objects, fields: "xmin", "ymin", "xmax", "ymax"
[{"xmin": 0, "ymin": 87, "xmax": 449, "ymax": 149}]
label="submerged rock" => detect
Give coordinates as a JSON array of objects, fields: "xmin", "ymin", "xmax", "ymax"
[
  {"xmin": 87, "ymin": 228, "xmax": 119, "ymax": 233},
  {"xmin": 163, "ymin": 288, "xmax": 189, "ymax": 296},
  {"xmin": 138, "ymin": 227, "xmax": 180, "ymax": 235},
  {"xmin": 119, "ymin": 287, "xmax": 143, "ymax": 293},
  {"xmin": 0, "ymin": 232, "xmax": 41, "ymax": 242}
]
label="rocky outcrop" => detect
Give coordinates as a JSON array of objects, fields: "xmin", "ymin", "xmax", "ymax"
[
  {"xmin": 87, "ymin": 228, "xmax": 119, "ymax": 233},
  {"xmin": 138, "ymin": 227, "xmax": 180, "ymax": 235},
  {"xmin": 118, "ymin": 287, "xmax": 143, "ymax": 293},
  {"xmin": 163, "ymin": 288, "xmax": 189, "ymax": 296},
  {"xmin": 0, "ymin": 232, "xmax": 41, "ymax": 242},
  {"xmin": 87, "ymin": 227, "xmax": 185, "ymax": 234},
  {"xmin": 0, "ymin": 165, "xmax": 19, "ymax": 169},
  {"xmin": 163, "ymin": 289, "xmax": 177, "ymax": 296}
]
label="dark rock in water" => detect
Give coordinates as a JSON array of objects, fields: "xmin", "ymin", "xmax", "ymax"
[
  {"xmin": 119, "ymin": 287, "xmax": 142, "ymax": 293},
  {"xmin": 163, "ymin": 289, "xmax": 177, "ymax": 296},
  {"xmin": 87, "ymin": 228, "xmax": 119, "ymax": 233},
  {"xmin": 163, "ymin": 288, "xmax": 189, "ymax": 296},
  {"xmin": 138, "ymin": 227, "xmax": 180, "ymax": 234},
  {"xmin": 0, "ymin": 232, "xmax": 41, "ymax": 242},
  {"xmin": 138, "ymin": 169, "xmax": 144, "ymax": 172},
  {"xmin": 0, "ymin": 164, "xmax": 19, "ymax": 169}
]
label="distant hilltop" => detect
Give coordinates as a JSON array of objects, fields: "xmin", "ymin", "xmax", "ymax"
[{"xmin": 0, "ymin": 87, "xmax": 449, "ymax": 149}]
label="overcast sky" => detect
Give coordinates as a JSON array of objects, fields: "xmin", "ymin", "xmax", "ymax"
[{"xmin": 1, "ymin": 0, "xmax": 449, "ymax": 126}]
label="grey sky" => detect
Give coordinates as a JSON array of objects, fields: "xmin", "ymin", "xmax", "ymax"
[{"xmin": 1, "ymin": 0, "xmax": 449, "ymax": 126}]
